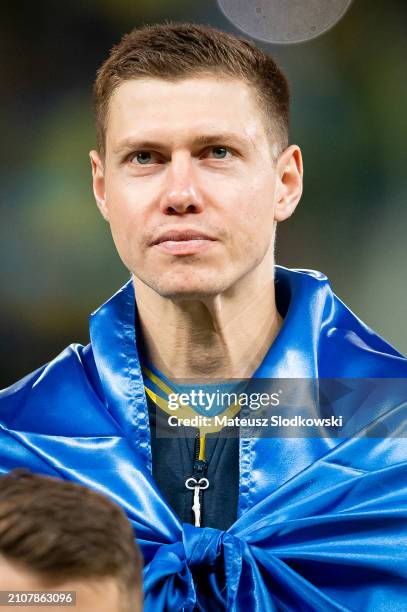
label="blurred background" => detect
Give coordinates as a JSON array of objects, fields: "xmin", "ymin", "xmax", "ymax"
[{"xmin": 1, "ymin": 0, "xmax": 406, "ymax": 387}]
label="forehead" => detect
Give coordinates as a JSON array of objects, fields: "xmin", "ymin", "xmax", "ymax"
[{"xmin": 106, "ymin": 76, "xmax": 270, "ymax": 151}]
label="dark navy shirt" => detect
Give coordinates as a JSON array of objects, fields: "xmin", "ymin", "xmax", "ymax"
[{"xmin": 147, "ymin": 394, "xmax": 239, "ymax": 531}]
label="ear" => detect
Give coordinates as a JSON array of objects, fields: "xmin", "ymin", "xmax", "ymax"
[
  {"xmin": 273, "ymin": 145, "xmax": 303, "ymax": 222},
  {"xmin": 89, "ymin": 150, "xmax": 109, "ymax": 221}
]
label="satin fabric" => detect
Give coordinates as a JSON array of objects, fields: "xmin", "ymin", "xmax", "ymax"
[{"xmin": 1, "ymin": 267, "xmax": 406, "ymax": 611}]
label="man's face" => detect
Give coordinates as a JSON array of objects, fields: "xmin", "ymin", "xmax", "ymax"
[{"xmin": 91, "ymin": 76, "xmax": 299, "ymax": 299}]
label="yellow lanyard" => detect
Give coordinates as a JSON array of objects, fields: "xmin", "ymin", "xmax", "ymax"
[{"xmin": 142, "ymin": 365, "xmax": 242, "ymax": 460}]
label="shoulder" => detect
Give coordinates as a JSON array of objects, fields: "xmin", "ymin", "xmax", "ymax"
[
  {"xmin": 276, "ymin": 267, "xmax": 407, "ymax": 377},
  {"xmin": 322, "ymin": 278, "xmax": 407, "ymax": 377},
  {"xmin": 322, "ymin": 294, "xmax": 407, "ymax": 377},
  {"xmin": 0, "ymin": 343, "xmax": 106, "ymax": 433}
]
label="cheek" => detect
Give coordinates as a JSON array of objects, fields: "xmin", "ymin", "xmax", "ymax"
[
  {"xmin": 230, "ymin": 183, "xmax": 275, "ymax": 247},
  {"xmin": 106, "ymin": 201, "xmax": 146, "ymax": 269},
  {"xmin": 106, "ymin": 179, "xmax": 146, "ymax": 239}
]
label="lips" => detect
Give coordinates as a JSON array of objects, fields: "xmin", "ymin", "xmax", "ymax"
[
  {"xmin": 151, "ymin": 228, "xmax": 217, "ymax": 255},
  {"xmin": 151, "ymin": 229, "xmax": 216, "ymax": 245}
]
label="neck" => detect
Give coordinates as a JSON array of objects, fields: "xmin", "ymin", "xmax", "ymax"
[{"xmin": 134, "ymin": 263, "xmax": 283, "ymax": 380}]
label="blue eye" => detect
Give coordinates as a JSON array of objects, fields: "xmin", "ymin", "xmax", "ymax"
[
  {"xmin": 211, "ymin": 147, "xmax": 228, "ymax": 159},
  {"xmin": 135, "ymin": 151, "xmax": 153, "ymax": 164}
]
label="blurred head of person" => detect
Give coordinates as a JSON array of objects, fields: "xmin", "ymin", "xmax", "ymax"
[
  {"xmin": 90, "ymin": 22, "xmax": 303, "ymax": 302},
  {"xmin": 0, "ymin": 470, "xmax": 143, "ymax": 612}
]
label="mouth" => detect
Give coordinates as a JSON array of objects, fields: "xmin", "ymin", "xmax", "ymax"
[{"xmin": 151, "ymin": 229, "xmax": 218, "ymax": 255}]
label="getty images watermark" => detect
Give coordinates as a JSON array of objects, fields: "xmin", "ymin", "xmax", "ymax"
[
  {"xmin": 166, "ymin": 389, "xmax": 342, "ymax": 429},
  {"xmin": 151, "ymin": 378, "xmax": 407, "ymax": 438}
]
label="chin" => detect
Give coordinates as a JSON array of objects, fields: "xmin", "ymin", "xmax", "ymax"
[
  {"xmin": 155, "ymin": 282, "xmax": 224, "ymax": 301},
  {"xmin": 148, "ymin": 271, "xmax": 231, "ymax": 300}
]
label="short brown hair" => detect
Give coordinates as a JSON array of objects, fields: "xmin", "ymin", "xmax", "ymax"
[
  {"xmin": 0, "ymin": 470, "xmax": 143, "ymax": 610},
  {"xmin": 93, "ymin": 22, "xmax": 290, "ymax": 158}
]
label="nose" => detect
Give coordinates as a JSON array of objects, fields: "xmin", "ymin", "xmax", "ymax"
[{"xmin": 159, "ymin": 153, "xmax": 204, "ymax": 215}]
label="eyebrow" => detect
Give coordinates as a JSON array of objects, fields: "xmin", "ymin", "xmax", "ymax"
[{"xmin": 112, "ymin": 132, "xmax": 251, "ymax": 155}]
